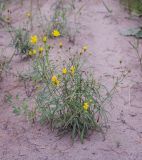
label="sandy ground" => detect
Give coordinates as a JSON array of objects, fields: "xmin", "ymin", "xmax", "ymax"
[{"xmin": 0, "ymin": 0, "xmax": 142, "ymax": 160}]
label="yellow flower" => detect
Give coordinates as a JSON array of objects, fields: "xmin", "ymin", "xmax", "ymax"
[
  {"xmin": 83, "ymin": 45, "xmax": 88, "ymax": 52},
  {"xmin": 51, "ymin": 75, "xmax": 60, "ymax": 86},
  {"xmin": 39, "ymin": 47, "xmax": 44, "ymax": 53},
  {"xmin": 28, "ymin": 49, "xmax": 36, "ymax": 56},
  {"xmin": 42, "ymin": 36, "xmax": 47, "ymax": 43},
  {"xmin": 70, "ymin": 66, "xmax": 75, "ymax": 75},
  {"xmin": 52, "ymin": 30, "xmax": 60, "ymax": 37},
  {"xmin": 28, "ymin": 50, "xmax": 33, "ymax": 56},
  {"xmin": 25, "ymin": 12, "xmax": 31, "ymax": 18},
  {"xmin": 62, "ymin": 68, "xmax": 67, "ymax": 74},
  {"xmin": 30, "ymin": 35, "xmax": 38, "ymax": 44},
  {"xmin": 59, "ymin": 42, "xmax": 63, "ymax": 48},
  {"xmin": 83, "ymin": 102, "xmax": 89, "ymax": 111},
  {"xmin": 32, "ymin": 49, "xmax": 37, "ymax": 55}
]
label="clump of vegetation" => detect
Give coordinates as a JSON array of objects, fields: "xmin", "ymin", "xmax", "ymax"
[
  {"xmin": 45, "ymin": 0, "xmax": 70, "ymax": 37},
  {"xmin": 0, "ymin": 1, "xmax": 13, "ymax": 26},
  {"xmin": 0, "ymin": 2, "xmax": 6, "ymax": 26},
  {"xmin": 0, "ymin": 2, "xmax": 5, "ymax": 18},
  {"xmin": 0, "ymin": 49, "xmax": 17, "ymax": 81},
  {"xmin": 34, "ymin": 54, "xmax": 107, "ymax": 143},
  {"xmin": 38, "ymin": 0, "xmax": 78, "ymax": 39},
  {"xmin": 120, "ymin": 0, "xmax": 142, "ymax": 15},
  {"xmin": 10, "ymin": 28, "xmax": 33, "ymax": 57},
  {"xmin": 0, "ymin": 56, "xmax": 6, "ymax": 81},
  {"xmin": 129, "ymin": 40, "xmax": 142, "ymax": 70},
  {"xmin": 10, "ymin": 33, "xmax": 128, "ymax": 143}
]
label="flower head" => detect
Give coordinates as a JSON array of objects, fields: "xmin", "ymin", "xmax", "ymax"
[
  {"xmin": 28, "ymin": 49, "xmax": 36, "ymax": 56},
  {"xmin": 52, "ymin": 29, "xmax": 60, "ymax": 37},
  {"xmin": 38, "ymin": 47, "xmax": 44, "ymax": 58},
  {"xmin": 70, "ymin": 66, "xmax": 75, "ymax": 75},
  {"xmin": 42, "ymin": 36, "xmax": 47, "ymax": 43},
  {"xmin": 83, "ymin": 45, "xmax": 88, "ymax": 52},
  {"xmin": 30, "ymin": 35, "xmax": 38, "ymax": 44},
  {"xmin": 62, "ymin": 68, "xmax": 67, "ymax": 75},
  {"xmin": 59, "ymin": 42, "xmax": 63, "ymax": 48},
  {"xmin": 32, "ymin": 49, "xmax": 37, "ymax": 55},
  {"xmin": 28, "ymin": 50, "xmax": 33, "ymax": 56},
  {"xmin": 51, "ymin": 75, "xmax": 60, "ymax": 86},
  {"xmin": 39, "ymin": 47, "xmax": 44, "ymax": 53},
  {"xmin": 83, "ymin": 102, "xmax": 89, "ymax": 111},
  {"xmin": 25, "ymin": 12, "xmax": 31, "ymax": 18}
]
